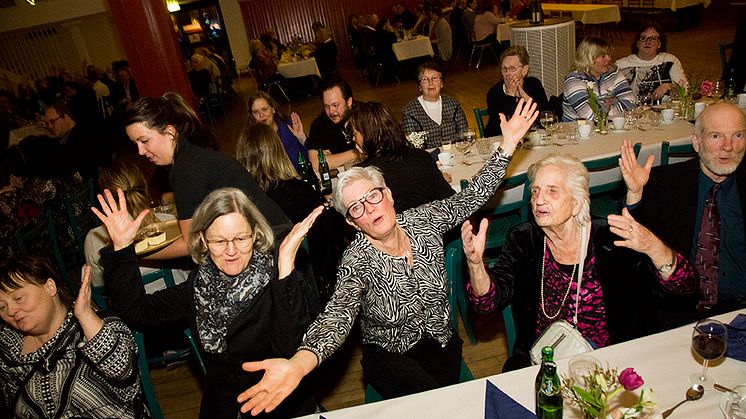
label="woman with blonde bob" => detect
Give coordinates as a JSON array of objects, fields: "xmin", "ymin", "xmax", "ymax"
[
  {"xmin": 93, "ymin": 187, "xmax": 322, "ymax": 418},
  {"xmin": 462, "ymin": 153, "xmax": 696, "ymax": 371},
  {"xmin": 562, "ymin": 36, "xmax": 635, "ymax": 121}
]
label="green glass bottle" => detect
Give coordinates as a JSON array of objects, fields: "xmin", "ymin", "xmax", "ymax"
[
  {"xmin": 297, "ymin": 151, "xmax": 309, "ymax": 179},
  {"xmin": 318, "ymin": 149, "xmax": 332, "ymax": 195},
  {"xmin": 535, "ymin": 346, "xmax": 562, "ymax": 419}
]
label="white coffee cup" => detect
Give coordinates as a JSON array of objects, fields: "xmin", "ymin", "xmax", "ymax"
[
  {"xmin": 694, "ymin": 102, "xmax": 707, "ymax": 118},
  {"xmin": 577, "ymin": 118, "xmax": 588, "ymax": 126},
  {"xmin": 661, "ymin": 108, "xmax": 675, "ymax": 123},
  {"xmin": 612, "ymin": 116, "xmax": 626, "ymax": 131},
  {"xmin": 738, "ymin": 93, "xmax": 746, "ymax": 106},
  {"xmin": 578, "ymin": 124, "xmax": 592, "ymax": 138},
  {"xmin": 438, "ymin": 152, "xmax": 455, "ymax": 166},
  {"xmin": 527, "ymin": 131, "xmax": 543, "ymax": 146}
]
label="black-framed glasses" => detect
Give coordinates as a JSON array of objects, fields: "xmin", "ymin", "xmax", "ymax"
[
  {"xmin": 205, "ymin": 234, "xmax": 253, "ymax": 253},
  {"xmin": 42, "ymin": 115, "xmax": 63, "ymax": 127},
  {"xmin": 346, "ymin": 187, "xmax": 385, "ymax": 219},
  {"xmin": 639, "ymin": 35, "xmax": 660, "ymax": 42}
]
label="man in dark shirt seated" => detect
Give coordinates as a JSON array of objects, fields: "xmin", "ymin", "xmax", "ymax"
[
  {"xmin": 306, "ymin": 79, "xmax": 360, "ymax": 174},
  {"xmin": 620, "ymin": 102, "xmax": 746, "ymax": 328},
  {"xmin": 392, "ymin": 2, "xmax": 417, "ymax": 29}
]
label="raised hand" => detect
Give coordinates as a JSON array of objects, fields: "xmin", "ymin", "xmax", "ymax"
[
  {"xmin": 461, "ymin": 218, "xmax": 488, "ymax": 265},
  {"xmin": 619, "ymin": 139, "xmax": 653, "ymax": 205},
  {"xmin": 289, "ymin": 112, "xmax": 307, "ymax": 143},
  {"xmin": 74, "ymin": 265, "xmax": 104, "ymax": 340},
  {"xmin": 608, "ymin": 207, "xmax": 674, "ymax": 275},
  {"xmin": 499, "ymin": 98, "xmax": 538, "ymax": 153},
  {"xmin": 90, "ymin": 188, "xmax": 149, "ymax": 251},
  {"xmin": 277, "ymin": 205, "xmax": 324, "ymax": 279}
]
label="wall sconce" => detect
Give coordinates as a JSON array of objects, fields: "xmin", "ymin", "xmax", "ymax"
[{"xmin": 167, "ymin": 1, "xmax": 181, "ymax": 12}]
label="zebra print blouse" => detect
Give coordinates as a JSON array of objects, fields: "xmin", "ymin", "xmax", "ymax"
[{"xmin": 299, "ymin": 149, "xmax": 512, "ymax": 363}]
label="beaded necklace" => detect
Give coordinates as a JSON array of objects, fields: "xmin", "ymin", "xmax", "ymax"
[{"xmin": 539, "ymin": 225, "xmax": 584, "ymax": 320}]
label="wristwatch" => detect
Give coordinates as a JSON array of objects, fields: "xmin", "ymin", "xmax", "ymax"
[{"xmin": 657, "ymin": 253, "xmax": 676, "ymax": 273}]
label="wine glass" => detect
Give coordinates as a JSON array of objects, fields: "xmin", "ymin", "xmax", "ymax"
[
  {"xmin": 688, "ymin": 318, "xmax": 727, "ymax": 390},
  {"xmin": 638, "ymin": 93, "xmax": 653, "ymax": 110},
  {"xmin": 454, "ymin": 137, "xmax": 471, "ymax": 155},
  {"xmin": 463, "ymin": 130, "xmax": 477, "ymax": 152},
  {"xmin": 539, "ymin": 110, "xmax": 557, "ymax": 144}
]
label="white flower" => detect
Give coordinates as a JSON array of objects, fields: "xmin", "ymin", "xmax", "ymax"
[{"xmin": 587, "ymin": 81, "xmax": 596, "ymax": 90}]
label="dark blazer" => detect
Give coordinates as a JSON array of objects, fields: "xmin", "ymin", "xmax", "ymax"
[
  {"xmin": 101, "ymin": 246, "xmax": 314, "ymax": 419},
  {"xmin": 630, "ymin": 158, "xmax": 746, "ymax": 323},
  {"xmin": 484, "ymin": 219, "xmax": 695, "ymax": 370}
]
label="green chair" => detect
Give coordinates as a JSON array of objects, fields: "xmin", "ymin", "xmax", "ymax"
[
  {"xmin": 660, "ymin": 141, "xmax": 696, "ymax": 166},
  {"xmin": 134, "ymin": 331, "xmax": 165, "ymax": 419},
  {"xmin": 364, "ymin": 358, "xmax": 474, "ymax": 403},
  {"xmin": 445, "ymin": 174, "xmax": 530, "ymax": 347},
  {"xmin": 502, "ymin": 305, "xmax": 517, "ymax": 357},
  {"xmin": 184, "ymin": 328, "xmax": 207, "ymax": 377},
  {"xmin": 473, "ymin": 108, "xmax": 489, "ymax": 138}
]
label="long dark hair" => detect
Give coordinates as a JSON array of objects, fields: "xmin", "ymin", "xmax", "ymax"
[
  {"xmin": 124, "ymin": 91, "xmax": 217, "ymax": 150},
  {"xmin": 348, "ymin": 101, "xmax": 409, "ymax": 159}
]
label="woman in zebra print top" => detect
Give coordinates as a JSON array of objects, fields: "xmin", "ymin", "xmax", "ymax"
[{"xmin": 236, "ymin": 99, "xmax": 539, "ymax": 416}]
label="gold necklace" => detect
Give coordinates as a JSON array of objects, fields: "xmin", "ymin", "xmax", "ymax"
[{"xmin": 540, "ymin": 227, "xmax": 583, "ymax": 320}]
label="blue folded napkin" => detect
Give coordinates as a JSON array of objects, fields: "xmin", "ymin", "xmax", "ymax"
[
  {"xmin": 485, "ymin": 381, "xmax": 537, "ymax": 419},
  {"xmin": 430, "ymin": 147, "xmax": 441, "ymax": 160},
  {"xmin": 726, "ymin": 313, "xmax": 746, "ymax": 362}
]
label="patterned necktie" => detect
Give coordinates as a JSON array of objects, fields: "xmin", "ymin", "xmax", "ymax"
[{"xmin": 696, "ymin": 183, "xmax": 721, "ymax": 311}]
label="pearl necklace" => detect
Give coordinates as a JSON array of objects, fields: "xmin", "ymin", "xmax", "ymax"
[{"xmin": 540, "ymin": 227, "xmax": 583, "ymax": 320}]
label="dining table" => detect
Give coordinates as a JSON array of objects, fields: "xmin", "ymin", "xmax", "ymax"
[
  {"xmin": 391, "ymin": 36, "xmax": 434, "ymax": 62},
  {"xmin": 651, "ymin": 0, "xmax": 711, "ymax": 11},
  {"xmin": 299, "ymin": 309, "xmax": 746, "ymax": 418},
  {"xmin": 7, "ymin": 124, "xmax": 48, "ymax": 148},
  {"xmin": 541, "ymin": 3, "xmax": 622, "ymax": 24},
  {"xmin": 277, "ymin": 57, "xmax": 321, "ymax": 79}
]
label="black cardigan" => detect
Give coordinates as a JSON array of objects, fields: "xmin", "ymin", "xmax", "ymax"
[
  {"xmin": 100, "ymin": 245, "xmax": 314, "ymax": 419},
  {"xmin": 486, "ymin": 219, "xmax": 694, "ymax": 370}
]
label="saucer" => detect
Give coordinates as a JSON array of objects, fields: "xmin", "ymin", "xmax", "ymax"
[
  {"xmin": 608, "ymin": 127, "xmax": 629, "ymax": 132},
  {"xmin": 661, "ymin": 119, "xmax": 675, "ymax": 125}
]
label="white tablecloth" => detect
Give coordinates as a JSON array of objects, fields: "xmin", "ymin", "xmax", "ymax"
[
  {"xmin": 299, "ymin": 309, "xmax": 746, "ymax": 418},
  {"xmin": 653, "ymin": 0, "xmax": 711, "ymax": 11},
  {"xmin": 392, "ymin": 36, "xmax": 434, "ymax": 62},
  {"xmin": 542, "ymin": 3, "xmax": 621, "ymax": 24},
  {"xmin": 277, "ymin": 58, "xmax": 320, "ymax": 79},
  {"xmin": 439, "ymin": 120, "xmax": 694, "ymax": 195},
  {"xmin": 8, "ymin": 125, "xmax": 47, "ymax": 148}
]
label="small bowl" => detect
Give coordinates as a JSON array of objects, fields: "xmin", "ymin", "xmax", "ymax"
[{"xmin": 137, "ymin": 224, "xmax": 164, "ymax": 243}]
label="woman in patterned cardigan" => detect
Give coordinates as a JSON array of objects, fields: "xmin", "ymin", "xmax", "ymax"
[
  {"xmin": 236, "ymin": 98, "xmax": 539, "ymax": 416},
  {"xmin": 0, "ymin": 257, "xmax": 146, "ymax": 418}
]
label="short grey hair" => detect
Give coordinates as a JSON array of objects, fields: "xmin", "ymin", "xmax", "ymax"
[
  {"xmin": 333, "ymin": 166, "xmax": 387, "ymax": 216},
  {"xmin": 527, "ymin": 153, "xmax": 591, "ymax": 226},
  {"xmin": 189, "ymin": 188, "xmax": 274, "ymax": 266}
]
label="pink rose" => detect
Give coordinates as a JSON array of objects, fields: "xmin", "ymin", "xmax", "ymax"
[
  {"xmin": 619, "ymin": 368, "xmax": 644, "ymax": 391},
  {"xmin": 700, "ymin": 80, "xmax": 713, "ymax": 97}
]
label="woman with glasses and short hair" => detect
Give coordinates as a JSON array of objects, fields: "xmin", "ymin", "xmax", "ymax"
[
  {"xmin": 94, "ymin": 187, "xmax": 323, "ymax": 418},
  {"xmin": 402, "ymin": 61, "xmax": 468, "ymax": 148},
  {"xmin": 485, "ymin": 45, "xmax": 549, "ymax": 136},
  {"xmin": 616, "ymin": 22, "xmax": 687, "ymax": 101},
  {"xmin": 234, "ymin": 99, "xmax": 539, "ymax": 416}
]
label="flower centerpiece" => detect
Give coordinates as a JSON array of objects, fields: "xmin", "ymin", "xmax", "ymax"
[
  {"xmin": 562, "ymin": 365, "xmax": 657, "ymax": 419},
  {"xmin": 672, "ymin": 70, "xmax": 712, "ymax": 120},
  {"xmin": 406, "ymin": 131, "xmax": 428, "ymax": 149},
  {"xmin": 586, "ymin": 82, "xmax": 616, "ymax": 135}
]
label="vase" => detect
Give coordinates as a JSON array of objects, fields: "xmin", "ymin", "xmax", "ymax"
[
  {"xmin": 594, "ymin": 110, "xmax": 609, "ymax": 135},
  {"xmin": 680, "ymin": 96, "xmax": 695, "ymax": 121}
]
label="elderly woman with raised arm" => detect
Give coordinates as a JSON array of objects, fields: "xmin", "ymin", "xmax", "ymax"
[
  {"xmin": 93, "ymin": 188, "xmax": 322, "ymax": 418},
  {"xmin": 562, "ymin": 36, "xmax": 636, "ymax": 122},
  {"xmin": 235, "ymin": 99, "xmax": 539, "ymax": 416},
  {"xmin": 462, "ymin": 153, "xmax": 696, "ymax": 371}
]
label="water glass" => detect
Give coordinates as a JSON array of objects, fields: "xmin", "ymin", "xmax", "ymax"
[
  {"xmin": 712, "ymin": 80, "xmax": 725, "ymax": 99},
  {"xmin": 726, "ymin": 385, "xmax": 746, "ymax": 419},
  {"xmin": 475, "ymin": 138, "xmax": 494, "ymax": 161}
]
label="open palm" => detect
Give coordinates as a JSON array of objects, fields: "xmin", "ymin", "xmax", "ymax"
[{"xmin": 91, "ymin": 188, "xmax": 149, "ymax": 251}]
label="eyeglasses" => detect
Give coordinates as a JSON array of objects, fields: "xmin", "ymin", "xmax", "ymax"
[
  {"xmin": 638, "ymin": 35, "xmax": 660, "ymax": 42},
  {"xmin": 251, "ymin": 106, "xmax": 272, "ymax": 116},
  {"xmin": 346, "ymin": 187, "xmax": 385, "ymax": 219},
  {"xmin": 205, "ymin": 234, "xmax": 253, "ymax": 253},
  {"xmin": 42, "ymin": 115, "xmax": 63, "ymax": 127},
  {"xmin": 500, "ymin": 65, "xmax": 524, "ymax": 73},
  {"xmin": 419, "ymin": 75, "xmax": 442, "ymax": 84}
]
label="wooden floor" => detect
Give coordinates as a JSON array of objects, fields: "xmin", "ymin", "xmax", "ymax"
[{"xmin": 147, "ymin": 9, "xmax": 739, "ymax": 418}]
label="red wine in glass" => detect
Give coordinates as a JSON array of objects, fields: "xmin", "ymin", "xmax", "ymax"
[{"xmin": 689, "ymin": 318, "xmax": 728, "ymax": 390}]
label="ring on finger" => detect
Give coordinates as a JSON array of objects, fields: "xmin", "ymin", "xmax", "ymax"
[{"xmin": 628, "ymin": 226, "xmax": 633, "ymax": 233}]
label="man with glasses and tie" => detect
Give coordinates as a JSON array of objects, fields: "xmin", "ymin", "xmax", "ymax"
[
  {"xmin": 616, "ymin": 22, "xmax": 687, "ymax": 101},
  {"xmin": 619, "ymin": 102, "xmax": 746, "ymax": 329},
  {"xmin": 402, "ymin": 61, "xmax": 468, "ymax": 148},
  {"xmin": 42, "ymin": 102, "xmax": 111, "ymax": 180}
]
